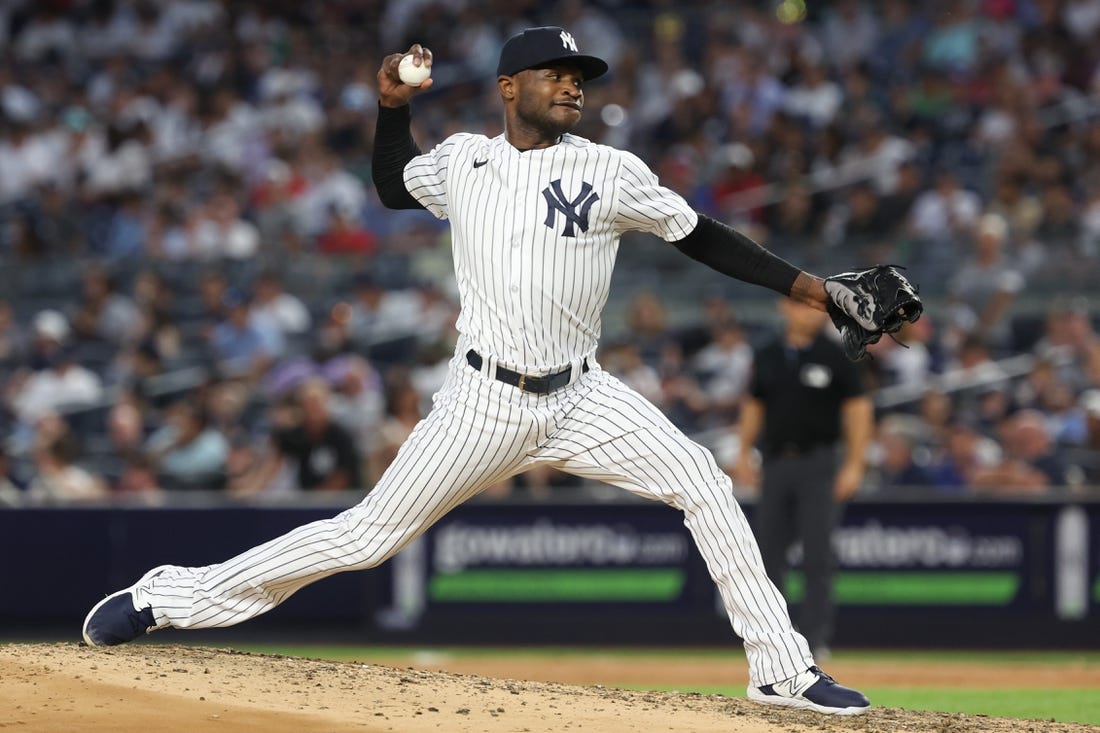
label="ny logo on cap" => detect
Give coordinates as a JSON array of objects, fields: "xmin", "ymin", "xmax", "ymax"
[
  {"xmin": 543, "ymin": 179, "xmax": 599, "ymax": 237},
  {"xmin": 559, "ymin": 30, "xmax": 578, "ymax": 52}
]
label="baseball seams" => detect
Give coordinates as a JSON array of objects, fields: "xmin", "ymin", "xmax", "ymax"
[{"xmin": 137, "ymin": 129, "xmax": 814, "ymax": 687}]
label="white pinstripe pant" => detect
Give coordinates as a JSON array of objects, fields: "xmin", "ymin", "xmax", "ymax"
[{"xmin": 139, "ymin": 351, "xmax": 813, "ymax": 685}]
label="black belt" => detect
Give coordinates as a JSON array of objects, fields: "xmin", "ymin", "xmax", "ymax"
[
  {"xmin": 466, "ymin": 350, "xmax": 588, "ymax": 394},
  {"xmin": 765, "ymin": 442, "xmax": 832, "ymax": 458}
]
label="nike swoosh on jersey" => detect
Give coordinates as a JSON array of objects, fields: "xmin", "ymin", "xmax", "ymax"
[{"xmin": 473, "ymin": 159, "xmax": 488, "ymax": 168}]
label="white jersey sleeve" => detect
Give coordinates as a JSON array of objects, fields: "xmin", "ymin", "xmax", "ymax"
[
  {"xmin": 614, "ymin": 150, "xmax": 699, "ymax": 241},
  {"xmin": 403, "ymin": 133, "xmax": 473, "ymax": 220}
]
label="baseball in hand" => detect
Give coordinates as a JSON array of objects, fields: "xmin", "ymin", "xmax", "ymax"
[{"xmin": 398, "ymin": 54, "xmax": 431, "ymax": 87}]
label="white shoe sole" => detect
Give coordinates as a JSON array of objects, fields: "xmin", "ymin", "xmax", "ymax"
[
  {"xmin": 82, "ymin": 565, "xmax": 173, "ymax": 647},
  {"xmin": 746, "ymin": 685, "xmax": 869, "ymax": 716}
]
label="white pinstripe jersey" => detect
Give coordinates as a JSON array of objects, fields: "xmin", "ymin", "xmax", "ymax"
[{"xmin": 404, "ymin": 132, "xmax": 698, "ymax": 373}]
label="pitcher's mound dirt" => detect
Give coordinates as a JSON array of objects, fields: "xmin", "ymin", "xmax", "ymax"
[{"xmin": 0, "ymin": 643, "xmax": 1095, "ymax": 733}]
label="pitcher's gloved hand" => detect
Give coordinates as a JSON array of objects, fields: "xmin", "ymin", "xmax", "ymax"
[{"xmin": 823, "ymin": 265, "xmax": 923, "ymax": 361}]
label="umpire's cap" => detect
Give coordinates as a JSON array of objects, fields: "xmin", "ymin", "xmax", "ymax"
[{"xmin": 496, "ymin": 26, "xmax": 608, "ymax": 81}]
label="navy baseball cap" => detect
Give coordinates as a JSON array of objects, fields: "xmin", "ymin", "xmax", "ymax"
[{"xmin": 496, "ymin": 26, "xmax": 609, "ymax": 81}]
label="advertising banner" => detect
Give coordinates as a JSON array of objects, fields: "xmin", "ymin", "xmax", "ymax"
[{"xmin": 1, "ymin": 498, "xmax": 1096, "ymax": 646}]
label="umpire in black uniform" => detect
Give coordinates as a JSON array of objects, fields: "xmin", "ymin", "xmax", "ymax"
[{"xmin": 734, "ymin": 298, "xmax": 873, "ymax": 659}]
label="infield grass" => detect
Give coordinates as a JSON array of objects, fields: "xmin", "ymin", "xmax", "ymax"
[{"xmin": 229, "ymin": 645, "xmax": 1100, "ymax": 725}]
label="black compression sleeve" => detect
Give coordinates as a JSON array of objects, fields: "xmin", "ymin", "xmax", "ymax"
[
  {"xmin": 671, "ymin": 214, "xmax": 801, "ymax": 296},
  {"xmin": 372, "ymin": 103, "xmax": 425, "ymax": 210}
]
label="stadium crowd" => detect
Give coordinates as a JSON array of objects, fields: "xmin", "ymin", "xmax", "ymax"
[{"xmin": 1, "ymin": 0, "xmax": 1099, "ymax": 506}]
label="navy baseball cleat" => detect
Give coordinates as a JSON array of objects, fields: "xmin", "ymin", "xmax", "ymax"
[
  {"xmin": 82, "ymin": 566, "xmax": 170, "ymax": 647},
  {"xmin": 747, "ymin": 666, "xmax": 869, "ymax": 715}
]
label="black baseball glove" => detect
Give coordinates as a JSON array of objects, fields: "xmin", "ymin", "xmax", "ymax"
[{"xmin": 823, "ymin": 265, "xmax": 923, "ymax": 361}]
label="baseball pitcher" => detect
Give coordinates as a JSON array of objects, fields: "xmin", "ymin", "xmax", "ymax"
[{"xmin": 84, "ymin": 26, "xmax": 922, "ymax": 716}]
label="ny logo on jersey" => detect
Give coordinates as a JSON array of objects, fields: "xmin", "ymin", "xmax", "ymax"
[
  {"xmin": 559, "ymin": 30, "xmax": 578, "ymax": 52},
  {"xmin": 542, "ymin": 179, "xmax": 599, "ymax": 237}
]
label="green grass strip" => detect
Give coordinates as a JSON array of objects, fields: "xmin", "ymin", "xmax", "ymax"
[
  {"xmin": 863, "ymin": 687, "xmax": 1100, "ymax": 725},
  {"xmin": 635, "ymin": 686, "xmax": 1100, "ymax": 726},
  {"xmin": 785, "ymin": 571, "xmax": 1020, "ymax": 605},
  {"xmin": 1093, "ymin": 574, "xmax": 1100, "ymax": 603},
  {"xmin": 428, "ymin": 568, "xmax": 684, "ymax": 602}
]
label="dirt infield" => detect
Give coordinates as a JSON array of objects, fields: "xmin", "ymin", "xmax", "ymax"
[{"xmin": 1, "ymin": 643, "xmax": 1097, "ymax": 733}]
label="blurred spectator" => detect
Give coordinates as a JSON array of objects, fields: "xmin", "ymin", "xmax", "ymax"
[
  {"xmin": 71, "ymin": 267, "xmax": 143, "ymax": 346},
  {"xmin": 31, "ymin": 183, "xmax": 85, "ymax": 255},
  {"xmin": 324, "ymin": 354, "xmax": 385, "ymax": 450},
  {"xmin": 317, "ymin": 203, "xmax": 378, "ymax": 255},
  {"xmin": 200, "ymin": 378, "xmax": 253, "ymax": 447},
  {"xmin": 657, "ymin": 341, "xmax": 710, "ymax": 432},
  {"xmin": 298, "ymin": 151, "xmax": 367, "ymax": 238},
  {"xmin": 946, "ymin": 214, "xmax": 1024, "ymax": 354},
  {"xmin": 926, "ymin": 422, "xmax": 1001, "ymax": 492},
  {"xmin": 348, "ymin": 273, "xmax": 424, "ymax": 351},
  {"xmin": 821, "ymin": 0, "xmax": 881, "ymax": 71},
  {"xmin": 369, "ymin": 374, "xmax": 423, "ymax": 486},
  {"xmin": 279, "ymin": 379, "xmax": 362, "ymax": 491},
  {"xmin": 941, "ymin": 335, "xmax": 1010, "ymax": 398},
  {"xmin": 692, "ymin": 318, "xmax": 753, "ymax": 422},
  {"xmin": 0, "ymin": 446, "xmax": 23, "ymax": 507},
  {"xmin": 192, "ymin": 192, "xmax": 260, "ymax": 260},
  {"xmin": 784, "ymin": 60, "xmax": 842, "ymax": 128},
  {"xmin": 101, "ymin": 191, "xmax": 147, "ymax": 260},
  {"xmin": 250, "ymin": 158, "xmax": 307, "ymax": 252},
  {"xmin": 1032, "ymin": 298, "xmax": 1100, "ymax": 390},
  {"xmin": 877, "ymin": 159, "xmax": 923, "ymax": 237},
  {"xmin": 709, "ymin": 143, "xmax": 767, "ymax": 223},
  {"xmin": 720, "ymin": 48, "xmax": 786, "ymax": 137},
  {"xmin": 988, "ymin": 174, "xmax": 1043, "ymax": 243},
  {"xmin": 1033, "ymin": 182, "xmax": 1080, "ymax": 249},
  {"xmin": 873, "ymin": 418, "xmax": 935, "ymax": 492},
  {"xmin": 144, "ymin": 400, "xmax": 229, "ymax": 491},
  {"xmin": 251, "ymin": 271, "xmax": 311, "ymax": 336},
  {"xmin": 26, "ymin": 413, "xmax": 108, "ymax": 504},
  {"xmin": 8, "ymin": 343, "xmax": 104, "ymax": 426},
  {"xmin": 822, "ymin": 182, "xmax": 892, "ymax": 257},
  {"xmin": 107, "ymin": 398, "xmax": 146, "ymax": 458},
  {"xmin": 195, "ymin": 270, "xmax": 229, "ymax": 338},
  {"xmin": 0, "ymin": 300, "xmax": 27, "ymax": 366},
  {"xmin": 971, "ymin": 410, "xmax": 1067, "ymax": 493},
  {"xmin": 84, "ymin": 123, "xmax": 152, "ymax": 199},
  {"xmin": 105, "ymin": 398, "xmax": 159, "ymax": 495},
  {"xmin": 1082, "ymin": 180, "xmax": 1100, "ymax": 255},
  {"xmin": 24, "ymin": 310, "xmax": 70, "ymax": 367},
  {"xmin": 239, "ymin": 379, "xmax": 362, "ymax": 494},
  {"xmin": 146, "ymin": 201, "xmax": 192, "ymax": 260},
  {"xmin": 922, "ymin": 3, "xmax": 980, "ymax": 74},
  {"xmin": 132, "ymin": 270, "xmax": 175, "ymax": 328},
  {"xmin": 602, "ymin": 342, "xmax": 664, "ymax": 407},
  {"xmin": 915, "ymin": 389, "xmax": 956, "ymax": 448},
  {"xmin": 910, "ymin": 171, "xmax": 982, "ymax": 244},
  {"xmin": 624, "ymin": 291, "xmax": 671, "ymax": 366},
  {"xmin": 837, "ymin": 107, "xmax": 915, "ymax": 196},
  {"xmin": 1064, "ymin": 390, "xmax": 1100, "ymax": 487},
  {"xmin": 209, "ymin": 288, "xmax": 283, "ymax": 379},
  {"xmin": 871, "ymin": 317, "xmax": 934, "ymax": 389}
]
